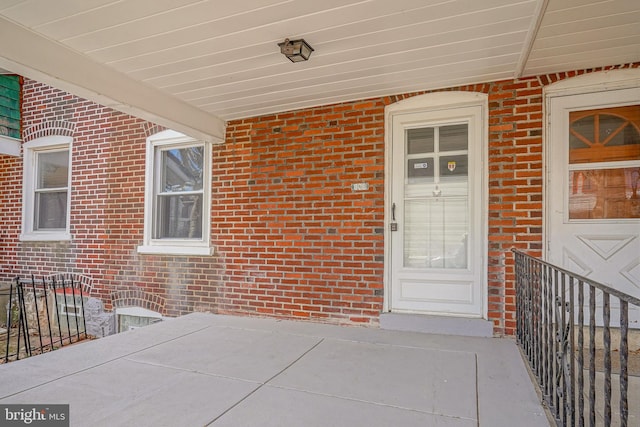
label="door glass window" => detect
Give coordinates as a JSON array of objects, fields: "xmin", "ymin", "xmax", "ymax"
[
  {"xmin": 404, "ymin": 124, "xmax": 469, "ymax": 269},
  {"xmin": 568, "ymin": 105, "xmax": 640, "ymax": 219},
  {"xmin": 407, "ymin": 158, "xmax": 434, "ymax": 181},
  {"xmin": 407, "ymin": 128, "xmax": 434, "ymax": 154},
  {"xmin": 439, "ymin": 124, "xmax": 468, "ymax": 151}
]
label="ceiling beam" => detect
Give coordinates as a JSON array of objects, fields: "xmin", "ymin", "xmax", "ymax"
[
  {"xmin": 514, "ymin": 0, "xmax": 549, "ymax": 79},
  {"xmin": 0, "ymin": 16, "xmax": 225, "ymax": 143}
]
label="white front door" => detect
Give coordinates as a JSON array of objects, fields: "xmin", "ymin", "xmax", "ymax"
[
  {"xmin": 547, "ymin": 85, "xmax": 640, "ymax": 323},
  {"xmin": 388, "ymin": 98, "xmax": 485, "ymax": 317}
]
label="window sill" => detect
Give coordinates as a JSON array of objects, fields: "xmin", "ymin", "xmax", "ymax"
[
  {"xmin": 136, "ymin": 245, "xmax": 214, "ymax": 256},
  {"xmin": 0, "ymin": 135, "xmax": 21, "ymax": 157},
  {"xmin": 20, "ymin": 232, "xmax": 71, "ymax": 242}
]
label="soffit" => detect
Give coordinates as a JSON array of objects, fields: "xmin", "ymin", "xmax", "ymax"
[{"xmin": 0, "ymin": 0, "xmax": 637, "ymax": 136}]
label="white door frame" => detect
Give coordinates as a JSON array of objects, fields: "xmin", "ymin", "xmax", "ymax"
[
  {"xmin": 543, "ymin": 69, "xmax": 640, "ymax": 327},
  {"xmin": 543, "ymin": 68, "xmax": 640, "ymax": 259},
  {"xmin": 383, "ymin": 92, "xmax": 488, "ymax": 317}
]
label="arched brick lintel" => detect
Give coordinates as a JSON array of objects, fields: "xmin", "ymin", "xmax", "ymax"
[
  {"xmin": 111, "ymin": 288, "xmax": 166, "ymax": 314},
  {"xmin": 142, "ymin": 122, "xmax": 166, "ymax": 138},
  {"xmin": 23, "ymin": 120, "xmax": 76, "ymax": 142}
]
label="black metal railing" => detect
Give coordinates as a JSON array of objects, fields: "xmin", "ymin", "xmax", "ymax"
[
  {"xmin": 514, "ymin": 249, "xmax": 639, "ymax": 427},
  {"xmin": 2, "ymin": 275, "xmax": 88, "ymax": 363}
]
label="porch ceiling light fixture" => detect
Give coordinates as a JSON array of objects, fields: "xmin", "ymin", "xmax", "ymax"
[{"xmin": 278, "ymin": 38, "xmax": 314, "ymax": 62}]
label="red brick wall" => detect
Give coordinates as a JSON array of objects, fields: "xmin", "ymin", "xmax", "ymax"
[
  {"xmin": 213, "ymin": 101, "xmax": 386, "ymax": 323},
  {"xmin": 0, "ymin": 63, "xmax": 637, "ymax": 335}
]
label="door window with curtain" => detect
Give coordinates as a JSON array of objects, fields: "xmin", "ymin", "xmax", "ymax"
[{"xmin": 568, "ymin": 105, "xmax": 640, "ymax": 220}]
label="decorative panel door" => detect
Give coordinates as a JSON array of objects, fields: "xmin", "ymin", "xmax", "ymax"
[
  {"xmin": 390, "ymin": 105, "xmax": 484, "ymax": 316},
  {"xmin": 547, "ymin": 87, "xmax": 640, "ymax": 325}
]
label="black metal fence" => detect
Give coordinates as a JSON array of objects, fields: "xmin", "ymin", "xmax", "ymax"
[
  {"xmin": 2, "ymin": 275, "xmax": 88, "ymax": 363},
  {"xmin": 514, "ymin": 249, "xmax": 640, "ymax": 427}
]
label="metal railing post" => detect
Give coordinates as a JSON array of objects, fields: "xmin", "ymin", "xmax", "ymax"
[{"xmin": 513, "ymin": 249, "xmax": 639, "ymax": 427}]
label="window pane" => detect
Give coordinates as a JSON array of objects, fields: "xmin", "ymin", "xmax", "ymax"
[
  {"xmin": 161, "ymin": 146, "xmax": 204, "ymax": 192},
  {"xmin": 407, "ymin": 128, "xmax": 434, "ymax": 154},
  {"xmin": 407, "ymin": 157, "xmax": 434, "ymax": 182},
  {"xmin": 439, "ymin": 124, "xmax": 468, "ymax": 151},
  {"xmin": 599, "ymin": 115, "xmax": 628, "ymax": 146},
  {"xmin": 404, "ymin": 198, "xmax": 468, "ymax": 269},
  {"xmin": 34, "ymin": 191, "xmax": 67, "ymax": 229},
  {"xmin": 438, "ymin": 155, "xmax": 469, "ymax": 198},
  {"xmin": 155, "ymin": 194, "xmax": 203, "ymax": 239},
  {"xmin": 37, "ymin": 151, "xmax": 69, "ymax": 189},
  {"xmin": 569, "ymin": 116, "xmax": 594, "ymax": 150},
  {"xmin": 569, "ymin": 167, "xmax": 640, "ymax": 219},
  {"xmin": 569, "ymin": 106, "xmax": 640, "ymax": 164},
  {"xmin": 439, "ymin": 155, "xmax": 468, "ymax": 179}
]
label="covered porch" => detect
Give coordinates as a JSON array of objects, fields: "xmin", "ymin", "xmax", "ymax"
[{"xmin": 0, "ymin": 313, "xmax": 549, "ymax": 426}]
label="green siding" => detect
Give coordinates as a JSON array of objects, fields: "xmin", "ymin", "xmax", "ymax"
[{"xmin": 0, "ymin": 74, "xmax": 20, "ymax": 139}]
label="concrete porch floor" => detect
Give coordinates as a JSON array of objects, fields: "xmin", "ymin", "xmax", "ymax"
[{"xmin": 0, "ymin": 313, "xmax": 550, "ymax": 426}]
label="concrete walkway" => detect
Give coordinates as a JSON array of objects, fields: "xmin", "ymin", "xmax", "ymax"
[{"xmin": 0, "ymin": 313, "xmax": 550, "ymax": 426}]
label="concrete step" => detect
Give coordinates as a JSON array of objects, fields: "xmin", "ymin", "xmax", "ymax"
[{"xmin": 379, "ymin": 312, "xmax": 494, "ymax": 337}]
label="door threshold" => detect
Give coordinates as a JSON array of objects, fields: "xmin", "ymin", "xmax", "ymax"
[{"xmin": 380, "ymin": 312, "xmax": 494, "ymax": 337}]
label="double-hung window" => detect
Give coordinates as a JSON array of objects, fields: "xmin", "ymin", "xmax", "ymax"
[
  {"xmin": 21, "ymin": 136, "xmax": 72, "ymax": 241},
  {"xmin": 138, "ymin": 130, "xmax": 212, "ymax": 255}
]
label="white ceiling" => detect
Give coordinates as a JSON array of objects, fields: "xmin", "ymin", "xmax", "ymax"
[{"xmin": 0, "ymin": 0, "xmax": 638, "ymax": 141}]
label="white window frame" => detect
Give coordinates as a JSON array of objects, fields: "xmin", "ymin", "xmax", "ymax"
[
  {"xmin": 20, "ymin": 135, "xmax": 72, "ymax": 241},
  {"xmin": 137, "ymin": 130, "xmax": 213, "ymax": 256}
]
